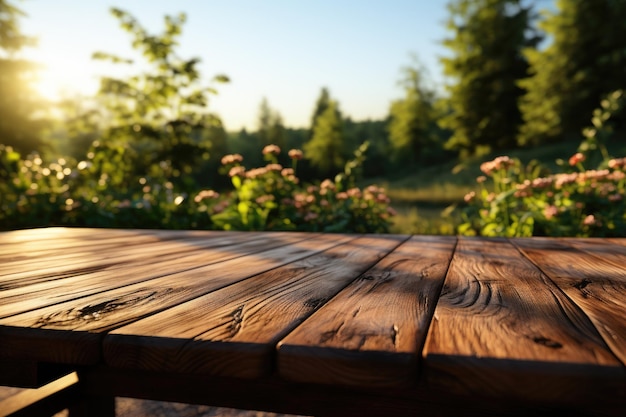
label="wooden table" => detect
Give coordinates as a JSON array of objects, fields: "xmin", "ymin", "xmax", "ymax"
[{"xmin": 0, "ymin": 228, "xmax": 624, "ymax": 416}]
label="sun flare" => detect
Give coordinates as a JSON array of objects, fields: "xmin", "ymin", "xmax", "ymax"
[{"xmin": 33, "ymin": 66, "xmax": 99, "ymax": 101}]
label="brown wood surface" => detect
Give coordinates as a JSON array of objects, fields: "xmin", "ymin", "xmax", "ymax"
[
  {"xmin": 0, "ymin": 228, "xmax": 625, "ymax": 415},
  {"xmin": 278, "ymin": 235, "xmax": 456, "ymax": 388},
  {"xmin": 104, "ymin": 235, "xmax": 403, "ymax": 378},
  {"xmin": 0, "ymin": 231, "xmax": 261, "ymax": 290},
  {"xmin": 422, "ymin": 237, "xmax": 624, "ymax": 405},
  {"xmin": 0, "ymin": 232, "xmax": 308, "ymax": 318},
  {"xmin": 513, "ymin": 237, "xmax": 626, "ymax": 365},
  {"xmin": 0, "ymin": 233, "xmax": 346, "ymax": 365}
]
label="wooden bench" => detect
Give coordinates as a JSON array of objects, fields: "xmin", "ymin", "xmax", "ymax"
[{"xmin": 0, "ymin": 228, "xmax": 624, "ymax": 416}]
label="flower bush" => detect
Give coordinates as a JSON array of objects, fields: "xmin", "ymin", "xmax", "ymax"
[
  {"xmin": 459, "ymin": 90, "xmax": 626, "ymax": 237},
  {"xmin": 0, "ymin": 142, "xmax": 394, "ymax": 233},
  {"xmin": 194, "ymin": 143, "xmax": 395, "ymax": 233},
  {"xmin": 0, "ymin": 144, "xmax": 210, "ymax": 230}
]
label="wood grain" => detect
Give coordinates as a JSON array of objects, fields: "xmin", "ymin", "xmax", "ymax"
[
  {"xmin": 423, "ymin": 237, "xmax": 624, "ymax": 406},
  {"xmin": 0, "ymin": 233, "xmax": 347, "ymax": 365},
  {"xmin": 103, "ymin": 235, "xmax": 404, "ymax": 378},
  {"xmin": 513, "ymin": 237, "xmax": 626, "ymax": 365},
  {"xmin": 0, "ymin": 231, "xmax": 259, "ymax": 290},
  {"xmin": 278, "ymin": 235, "xmax": 456, "ymax": 388},
  {"xmin": 0, "ymin": 232, "xmax": 305, "ymax": 318}
]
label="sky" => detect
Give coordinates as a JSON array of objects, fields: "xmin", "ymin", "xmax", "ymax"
[{"xmin": 17, "ymin": 1, "xmax": 534, "ymax": 131}]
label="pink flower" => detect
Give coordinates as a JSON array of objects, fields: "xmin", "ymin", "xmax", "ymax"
[
  {"xmin": 265, "ymin": 163, "xmax": 283, "ymax": 172},
  {"xmin": 262, "ymin": 144, "xmax": 281, "ymax": 155},
  {"xmin": 583, "ymin": 214, "xmax": 598, "ymax": 226},
  {"xmin": 288, "ymin": 149, "xmax": 303, "ymax": 160},
  {"xmin": 320, "ymin": 179, "xmax": 335, "ymax": 190},
  {"xmin": 194, "ymin": 190, "xmax": 220, "ymax": 203},
  {"xmin": 281, "ymin": 168, "xmax": 295, "ymax": 177},
  {"xmin": 544, "ymin": 205, "xmax": 558, "ymax": 220},
  {"xmin": 245, "ymin": 168, "xmax": 268, "ymax": 179},
  {"xmin": 228, "ymin": 166, "xmax": 246, "ymax": 177},
  {"xmin": 569, "ymin": 152, "xmax": 585, "ymax": 166},
  {"xmin": 464, "ymin": 191, "xmax": 476, "ymax": 203},
  {"xmin": 221, "ymin": 154, "xmax": 243, "ymax": 165},
  {"xmin": 480, "ymin": 156, "xmax": 514, "ymax": 175}
]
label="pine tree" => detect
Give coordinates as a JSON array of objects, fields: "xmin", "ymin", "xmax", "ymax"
[
  {"xmin": 388, "ymin": 62, "xmax": 438, "ymax": 165},
  {"xmin": 518, "ymin": 0, "xmax": 626, "ymax": 146},
  {"xmin": 304, "ymin": 100, "xmax": 346, "ymax": 176},
  {"xmin": 439, "ymin": 0, "xmax": 536, "ymax": 157},
  {"xmin": 309, "ymin": 87, "xmax": 331, "ymax": 138}
]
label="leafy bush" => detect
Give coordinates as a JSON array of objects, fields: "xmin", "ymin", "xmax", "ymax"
[
  {"xmin": 459, "ymin": 90, "xmax": 626, "ymax": 237},
  {"xmin": 195, "ymin": 143, "xmax": 395, "ymax": 233},
  {"xmin": 0, "ymin": 142, "xmax": 394, "ymax": 233}
]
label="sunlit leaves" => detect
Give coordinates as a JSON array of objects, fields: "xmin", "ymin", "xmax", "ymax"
[{"xmin": 89, "ymin": 7, "xmax": 230, "ymax": 194}]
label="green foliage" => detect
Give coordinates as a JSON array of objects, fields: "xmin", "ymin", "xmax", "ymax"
[
  {"xmin": 304, "ymin": 100, "xmax": 348, "ymax": 176},
  {"xmin": 387, "ymin": 60, "xmax": 440, "ymax": 165},
  {"xmin": 439, "ymin": 0, "xmax": 537, "ymax": 157},
  {"xmin": 460, "ymin": 91, "xmax": 626, "ymax": 237},
  {"xmin": 309, "ymin": 87, "xmax": 331, "ymax": 137},
  {"xmin": 518, "ymin": 0, "xmax": 626, "ymax": 146},
  {"xmin": 0, "ymin": 0, "xmax": 48, "ymax": 154},
  {"xmin": 87, "ymin": 7, "xmax": 229, "ymax": 193},
  {"xmin": 0, "ymin": 144, "xmax": 213, "ymax": 230},
  {"xmin": 195, "ymin": 144, "xmax": 394, "ymax": 233}
]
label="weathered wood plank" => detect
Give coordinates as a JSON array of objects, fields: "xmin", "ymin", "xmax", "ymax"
[
  {"xmin": 423, "ymin": 237, "xmax": 624, "ymax": 406},
  {"xmin": 0, "ymin": 232, "xmax": 307, "ymax": 318},
  {"xmin": 278, "ymin": 235, "xmax": 456, "ymax": 388},
  {"xmin": 0, "ymin": 231, "xmax": 259, "ymax": 289},
  {"xmin": 0, "ymin": 233, "xmax": 200, "ymax": 274},
  {"xmin": 513, "ymin": 237, "xmax": 626, "ymax": 365},
  {"xmin": 103, "ymin": 235, "xmax": 405, "ymax": 378},
  {"xmin": 0, "ymin": 233, "xmax": 350, "ymax": 365}
]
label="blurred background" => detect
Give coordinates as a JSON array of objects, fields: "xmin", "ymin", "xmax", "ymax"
[{"xmin": 2, "ymin": 0, "xmax": 625, "ymax": 236}]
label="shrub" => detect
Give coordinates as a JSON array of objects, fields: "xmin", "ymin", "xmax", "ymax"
[
  {"xmin": 459, "ymin": 90, "xmax": 626, "ymax": 237},
  {"xmin": 195, "ymin": 143, "xmax": 395, "ymax": 233},
  {"xmin": 0, "ymin": 142, "xmax": 394, "ymax": 233}
]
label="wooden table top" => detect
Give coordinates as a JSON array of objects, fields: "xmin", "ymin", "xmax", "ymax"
[{"xmin": 0, "ymin": 227, "xmax": 624, "ymax": 413}]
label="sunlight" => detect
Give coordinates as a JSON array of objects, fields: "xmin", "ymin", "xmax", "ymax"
[{"xmin": 33, "ymin": 65, "xmax": 98, "ymax": 101}]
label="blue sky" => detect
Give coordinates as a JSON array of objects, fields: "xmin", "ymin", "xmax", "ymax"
[{"xmin": 18, "ymin": 1, "xmax": 517, "ymax": 131}]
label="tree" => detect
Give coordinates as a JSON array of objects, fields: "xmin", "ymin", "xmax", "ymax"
[
  {"xmin": 518, "ymin": 0, "xmax": 626, "ymax": 146},
  {"xmin": 439, "ymin": 0, "xmax": 537, "ymax": 157},
  {"xmin": 87, "ymin": 8, "xmax": 229, "ymax": 192},
  {"xmin": 304, "ymin": 100, "xmax": 346, "ymax": 176},
  {"xmin": 256, "ymin": 97, "xmax": 286, "ymax": 149},
  {"xmin": 388, "ymin": 62, "xmax": 439, "ymax": 166},
  {"xmin": 309, "ymin": 87, "xmax": 331, "ymax": 138},
  {"xmin": 0, "ymin": 0, "xmax": 47, "ymax": 154}
]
